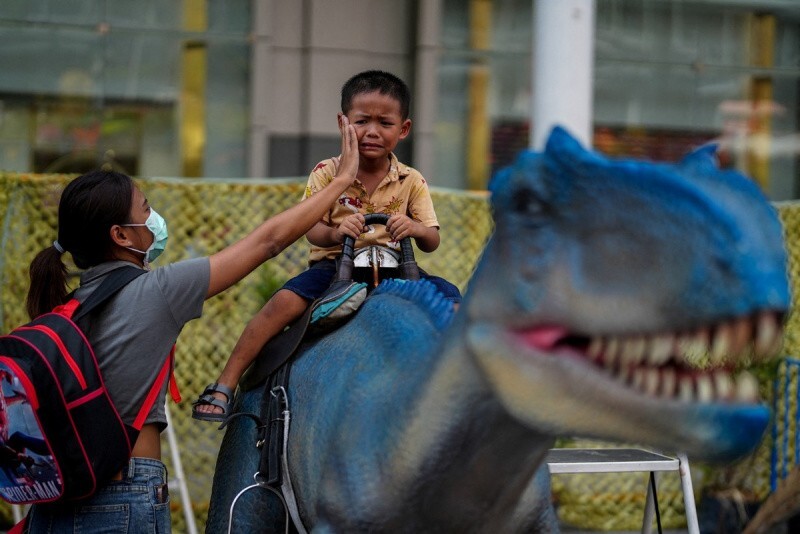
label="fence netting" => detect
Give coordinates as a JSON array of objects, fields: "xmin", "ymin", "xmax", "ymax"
[{"xmin": 0, "ymin": 172, "xmax": 797, "ymax": 532}]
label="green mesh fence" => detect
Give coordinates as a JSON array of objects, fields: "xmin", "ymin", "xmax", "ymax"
[
  {"xmin": 0, "ymin": 172, "xmax": 798, "ymax": 532},
  {"xmin": 0, "ymin": 173, "xmax": 491, "ymax": 532}
]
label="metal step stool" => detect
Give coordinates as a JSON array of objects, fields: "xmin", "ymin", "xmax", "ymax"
[{"xmin": 546, "ymin": 448, "xmax": 698, "ymax": 534}]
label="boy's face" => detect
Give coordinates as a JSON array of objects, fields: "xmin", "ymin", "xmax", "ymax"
[{"xmin": 341, "ymin": 90, "xmax": 411, "ymax": 161}]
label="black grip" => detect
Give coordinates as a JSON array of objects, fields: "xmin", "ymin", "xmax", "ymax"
[{"xmin": 336, "ymin": 213, "xmax": 419, "ymax": 282}]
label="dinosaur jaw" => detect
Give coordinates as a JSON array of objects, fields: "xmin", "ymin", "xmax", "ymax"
[
  {"xmin": 512, "ymin": 310, "xmax": 784, "ymax": 405},
  {"xmin": 466, "ymin": 312, "xmax": 784, "ymax": 462}
]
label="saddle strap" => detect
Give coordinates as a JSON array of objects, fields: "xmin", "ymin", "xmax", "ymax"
[
  {"xmin": 240, "ymin": 302, "xmax": 316, "ymax": 392},
  {"xmin": 258, "ymin": 362, "xmax": 291, "ymax": 487}
]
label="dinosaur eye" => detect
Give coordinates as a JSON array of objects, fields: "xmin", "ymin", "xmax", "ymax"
[{"xmin": 511, "ymin": 188, "xmax": 546, "ymax": 220}]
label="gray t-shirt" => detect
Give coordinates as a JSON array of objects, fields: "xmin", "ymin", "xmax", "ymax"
[{"xmin": 74, "ymin": 258, "xmax": 209, "ymax": 429}]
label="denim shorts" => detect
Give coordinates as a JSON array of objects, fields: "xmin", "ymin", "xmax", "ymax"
[
  {"xmin": 26, "ymin": 457, "xmax": 170, "ymax": 534},
  {"xmin": 283, "ymin": 259, "xmax": 462, "ymax": 303}
]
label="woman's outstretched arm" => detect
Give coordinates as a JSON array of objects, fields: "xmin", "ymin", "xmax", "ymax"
[{"xmin": 206, "ymin": 117, "xmax": 358, "ymax": 298}]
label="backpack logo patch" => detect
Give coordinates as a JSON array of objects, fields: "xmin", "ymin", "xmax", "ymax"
[{"xmin": 0, "ymin": 363, "xmax": 62, "ymax": 503}]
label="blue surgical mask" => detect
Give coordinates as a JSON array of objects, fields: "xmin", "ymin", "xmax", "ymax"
[{"xmin": 123, "ymin": 208, "xmax": 168, "ymax": 267}]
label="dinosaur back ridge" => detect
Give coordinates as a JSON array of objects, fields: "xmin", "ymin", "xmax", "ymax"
[{"xmin": 370, "ymin": 278, "xmax": 455, "ymax": 331}]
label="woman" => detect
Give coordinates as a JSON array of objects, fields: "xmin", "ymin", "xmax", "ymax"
[{"xmin": 21, "ymin": 119, "xmax": 358, "ymax": 532}]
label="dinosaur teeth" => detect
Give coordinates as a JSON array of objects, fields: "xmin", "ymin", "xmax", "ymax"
[
  {"xmin": 621, "ymin": 336, "xmax": 646, "ymax": 366},
  {"xmin": 587, "ymin": 337, "xmax": 603, "ymax": 360},
  {"xmin": 606, "ymin": 357, "xmax": 759, "ymax": 404},
  {"xmin": 676, "ymin": 328, "xmax": 710, "ymax": 366},
  {"xmin": 586, "ymin": 311, "xmax": 783, "ymax": 371},
  {"xmin": 710, "ymin": 322, "xmax": 732, "ymax": 365},
  {"xmin": 644, "ymin": 369, "xmax": 660, "ymax": 396},
  {"xmin": 580, "ymin": 311, "xmax": 783, "ymax": 404},
  {"xmin": 661, "ymin": 368, "xmax": 676, "ymax": 397},
  {"xmin": 696, "ymin": 375, "xmax": 713, "ymax": 403},
  {"xmin": 647, "ymin": 334, "xmax": 673, "ymax": 366},
  {"xmin": 754, "ymin": 311, "xmax": 780, "ymax": 360},
  {"xmin": 730, "ymin": 316, "xmax": 753, "ymax": 358},
  {"xmin": 735, "ymin": 371, "xmax": 759, "ymax": 402},
  {"xmin": 605, "ymin": 337, "xmax": 621, "ymax": 367},
  {"xmin": 616, "ymin": 363, "xmax": 632, "ymax": 384},
  {"xmin": 713, "ymin": 372, "xmax": 733, "ymax": 401},
  {"xmin": 678, "ymin": 376, "xmax": 694, "ymax": 402},
  {"xmin": 631, "ymin": 367, "xmax": 647, "ymax": 391}
]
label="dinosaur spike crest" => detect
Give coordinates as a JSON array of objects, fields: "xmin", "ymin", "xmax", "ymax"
[{"xmin": 371, "ymin": 279, "xmax": 454, "ymax": 331}]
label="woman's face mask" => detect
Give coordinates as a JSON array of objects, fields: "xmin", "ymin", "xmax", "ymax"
[{"xmin": 122, "ymin": 208, "xmax": 168, "ymax": 267}]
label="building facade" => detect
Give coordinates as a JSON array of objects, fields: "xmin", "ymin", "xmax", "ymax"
[{"xmin": 0, "ymin": 0, "xmax": 798, "ymax": 198}]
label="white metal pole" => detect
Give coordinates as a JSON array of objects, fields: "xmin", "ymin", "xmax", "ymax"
[
  {"xmin": 678, "ymin": 453, "xmax": 700, "ymax": 534},
  {"xmin": 247, "ymin": 0, "xmax": 273, "ymax": 178},
  {"xmin": 531, "ymin": 0, "xmax": 596, "ymax": 149},
  {"xmin": 413, "ymin": 0, "xmax": 443, "ymax": 179},
  {"xmin": 165, "ymin": 406, "xmax": 199, "ymax": 534}
]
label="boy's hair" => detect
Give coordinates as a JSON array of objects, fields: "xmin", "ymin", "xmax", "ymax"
[{"xmin": 341, "ymin": 70, "xmax": 411, "ymax": 120}]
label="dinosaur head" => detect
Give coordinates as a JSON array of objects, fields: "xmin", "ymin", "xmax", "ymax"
[{"xmin": 465, "ymin": 126, "xmax": 790, "ymax": 462}]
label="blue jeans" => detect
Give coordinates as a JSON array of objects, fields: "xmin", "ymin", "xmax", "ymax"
[{"xmin": 26, "ymin": 458, "xmax": 170, "ymax": 533}]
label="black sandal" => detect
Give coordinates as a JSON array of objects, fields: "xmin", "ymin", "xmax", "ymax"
[{"xmin": 191, "ymin": 383, "xmax": 234, "ymax": 422}]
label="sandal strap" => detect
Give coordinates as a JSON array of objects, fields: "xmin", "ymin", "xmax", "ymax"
[
  {"xmin": 200, "ymin": 382, "xmax": 234, "ymax": 402},
  {"xmin": 193, "ymin": 394, "xmax": 229, "ymax": 412}
]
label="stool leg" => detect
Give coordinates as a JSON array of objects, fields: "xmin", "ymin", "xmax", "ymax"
[
  {"xmin": 677, "ymin": 453, "xmax": 699, "ymax": 534},
  {"xmin": 642, "ymin": 482, "xmax": 653, "ymax": 534},
  {"xmin": 642, "ymin": 471, "xmax": 662, "ymax": 534}
]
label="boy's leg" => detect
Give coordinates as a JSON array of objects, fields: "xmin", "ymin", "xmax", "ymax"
[
  {"xmin": 194, "ymin": 289, "xmax": 308, "ymax": 416},
  {"xmin": 193, "ymin": 260, "xmax": 337, "ymax": 419}
]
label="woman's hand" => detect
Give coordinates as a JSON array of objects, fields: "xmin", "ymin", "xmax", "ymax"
[
  {"xmin": 334, "ymin": 114, "xmax": 358, "ymax": 183},
  {"xmin": 206, "ymin": 116, "xmax": 360, "ymax": 298}
]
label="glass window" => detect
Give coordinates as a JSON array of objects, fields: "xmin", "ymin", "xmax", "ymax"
[
  {"xmin": 437, "ymin": 0, "xmax": 533, "ymax": 190},
  {"xmin": 0, "ymin": 0, "xmax": 251, "ymax": 178},
  {"xmin": 437, "ymin": 0, "xmax": 800, "ymax": 199}
]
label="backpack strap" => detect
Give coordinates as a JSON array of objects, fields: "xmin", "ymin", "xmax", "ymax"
[
  {"xmin": 56, "ymin": 266, "xmax": 178, "ymax": 430},
  {"xmin": 71, "ymin": 266, "xmax": 147, "ymax": 322},
  {"xmin": 7, "ymin": 516, "xmax": 25, "ymax": 534},
  {"xmin": 131, "ymin": 345, "xmax": 178, "ymax": 430},
  {"xmin": 132, "ymin": 345, "xmax": 181, "ymax": 430}
]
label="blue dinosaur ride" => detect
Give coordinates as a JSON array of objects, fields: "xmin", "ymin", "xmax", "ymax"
[{"xmin": 207, "ymin": 126, "xmax": 790, "ymax": 533}]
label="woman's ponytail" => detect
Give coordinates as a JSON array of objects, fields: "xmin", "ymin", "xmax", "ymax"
[
  {"xmin": 25, "ymin": 169, "xmax": 134, "ymax": 319},
  {"xmin": 26, "ymin": 244, "xmax": 69, "ymax": 319}
]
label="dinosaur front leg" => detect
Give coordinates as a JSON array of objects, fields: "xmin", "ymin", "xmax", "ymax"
[{"xmin": 507, "ymin": 465, "xmax": 560, "ymax": 533}]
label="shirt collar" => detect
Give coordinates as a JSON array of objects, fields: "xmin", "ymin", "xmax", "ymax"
[
  {"xmin": 80, "ymin": 260, "xmax": 144, "ymax": 286},
  {"xmin": 381, "ymin": 153, "xmax": 410, "ymax": 185}
]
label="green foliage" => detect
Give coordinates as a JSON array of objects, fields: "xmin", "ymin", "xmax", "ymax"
[{"xmin": 254, "ymin": 263, "xmax": 288, "ymax": 305}]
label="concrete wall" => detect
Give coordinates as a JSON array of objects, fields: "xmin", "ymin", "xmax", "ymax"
[{"xmin": 265, "ymin": 0, "xmax": 415, "ymax": 177}]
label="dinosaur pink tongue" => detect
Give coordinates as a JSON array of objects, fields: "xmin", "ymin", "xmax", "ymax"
[{"xmin": 515, "ymin": 326, "xmax": 568, "ymax": 350}]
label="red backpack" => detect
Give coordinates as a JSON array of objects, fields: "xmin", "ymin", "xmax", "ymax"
[{"xmin": 0, "ymin": 266, "xmax": 176, "ymax": 506}]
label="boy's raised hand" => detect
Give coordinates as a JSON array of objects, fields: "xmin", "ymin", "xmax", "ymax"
[{"xmin": 334, "ymin": 114, "xmax": 358, "ymax": 182}]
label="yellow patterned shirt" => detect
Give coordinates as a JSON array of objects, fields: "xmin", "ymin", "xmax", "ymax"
[{"xmin": 302, "ymin": 152, "xmax": 439, "ymax": 262}]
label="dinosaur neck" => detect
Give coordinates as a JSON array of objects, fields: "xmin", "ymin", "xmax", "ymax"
[
  {"xmin": 287, "ymin": 303, "xmax": 556, "ymax": 530},
  {"xmin": 389, "ymin": 324, "xmax": 556, "ymax": 525}
]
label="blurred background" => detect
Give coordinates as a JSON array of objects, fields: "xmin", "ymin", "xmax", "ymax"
[
  {"xmin": 0, "ymin": 0, "xmax": 798, "ymax": 195},
  {"xmin": 1, "ymin": 1, "xmax": 800, "ymax": 532}
]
